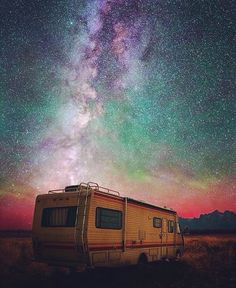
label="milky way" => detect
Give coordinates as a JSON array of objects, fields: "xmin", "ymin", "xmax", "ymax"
[{"xmin": 0, "ymin": 0, "xmax": 235, "ymax": 228}]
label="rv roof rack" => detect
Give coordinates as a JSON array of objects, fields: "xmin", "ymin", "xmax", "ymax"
[{"xmin": 48, "ymin": 182, "xmax": 120, "ymax": 196}]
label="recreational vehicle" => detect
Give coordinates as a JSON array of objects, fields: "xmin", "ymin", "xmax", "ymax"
[{"xmin": 32, "ymin": 182, "xmax": 184, "ymax": 270}]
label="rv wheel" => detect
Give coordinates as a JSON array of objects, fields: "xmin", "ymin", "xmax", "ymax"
[
  {"xmin": 138, "ymin": 253, "xmax": 148, "ymax": 266},
  {"xmin": 176, "ymin": 250, "xmax": 182, "ymax": 261},
  {"xmin": 68, "ymin": 267, "xmax": 77, "ymax": 275}
]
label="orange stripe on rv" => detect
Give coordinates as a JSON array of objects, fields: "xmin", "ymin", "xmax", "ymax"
[
  {"xmin": 88, "ymin": 243, "xmax": 182, "ymax": 251},
  {"xmin": 43, "ymin": 242, "xmax": 75, "ymax": 250},
  {"xmin": 94, "ymin": 192, "xmax": 123, "ymax": 203},
  {"xmin": 41, "ymin": 241, "xmax": 183, "ymax": 251}
]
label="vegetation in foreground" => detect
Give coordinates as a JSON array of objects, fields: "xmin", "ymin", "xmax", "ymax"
[{"xmin": 0, "ymin": 233, "xmax": 235, "ymax": 288}]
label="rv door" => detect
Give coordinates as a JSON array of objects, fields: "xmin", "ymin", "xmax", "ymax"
[{"xmin": 161, "ymin": 218, "xmax": 168, "ymax": 257}]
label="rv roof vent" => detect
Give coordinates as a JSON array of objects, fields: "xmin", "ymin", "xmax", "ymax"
[{"xmin": 65, "ymin": 185, "xmax": 80, "ymax": 192}]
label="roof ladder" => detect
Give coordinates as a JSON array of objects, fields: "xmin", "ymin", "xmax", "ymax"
[
  {"xmin": 74, "ymin": 182, "xmax": 93, "ymax": 254},
  {"xmin": 80, "ymin": 182, "xmax": 91, "ymax": 253}
]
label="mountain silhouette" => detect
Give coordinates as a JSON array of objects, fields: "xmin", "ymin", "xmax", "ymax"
[{"xmin": 179, "ymin": 210, "xmax": 236, "ymax": 232}]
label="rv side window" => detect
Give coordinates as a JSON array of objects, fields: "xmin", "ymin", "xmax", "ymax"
[
  {"xmin": 42, "ymin": 206, "xmax": 77, "ymax": 227},
  {"xmin": 168, "ymin": 220, "xmax": 174, "ymax": 233},
  {"xmin": 153, "ymin": 217, "xmax": 162, "ymax": 228},
  {"xmin": 96, "ymin": 207, "xmax": 122, "ymax": 229}
]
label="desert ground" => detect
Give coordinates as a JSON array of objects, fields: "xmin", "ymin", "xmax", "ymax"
[{"xmin": 0, "ymin": 233, "xmax": 235, "ymax": 288}]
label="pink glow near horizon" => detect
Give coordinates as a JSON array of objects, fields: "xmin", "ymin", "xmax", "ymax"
[{"xmin": 0, "ymin": 177, "xmax": 235, "ymax": 230}]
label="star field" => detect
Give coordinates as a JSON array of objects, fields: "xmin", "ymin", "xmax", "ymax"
[{"xmin": 0, "ymin": 0, "xmax": 235, "ymax": 228}]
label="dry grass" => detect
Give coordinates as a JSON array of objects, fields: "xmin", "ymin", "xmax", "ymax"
[
  {"xmin": 183, "ymin": 235, "xmax": 236, "ymax": 286},
  {"xmin": 0, "ymin": 233, "xmax": 236, "ymax": 288},
  {"xmin": 184, "ymin": 234, "xmax": 236, "ymax": 267},
  {"xmin": 0, "ymin": 237, "xmax": 49, "ymax": 276}
]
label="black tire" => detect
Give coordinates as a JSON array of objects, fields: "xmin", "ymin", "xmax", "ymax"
[
  {"xmin": 138, "ymin": 253, "xmax": 148, "ymax": 266},
  {"xmin": 176, "ymin": 250, "xmax": 182, "ymax": 261},
  {"xmin": 67, "ymin": 266, "xmax": 77, "ymax": 275}
]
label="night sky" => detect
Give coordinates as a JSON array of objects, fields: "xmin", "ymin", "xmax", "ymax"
[{"xmin": 0, "ymin": 0, "xmax": 235, "ymax": 229}]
